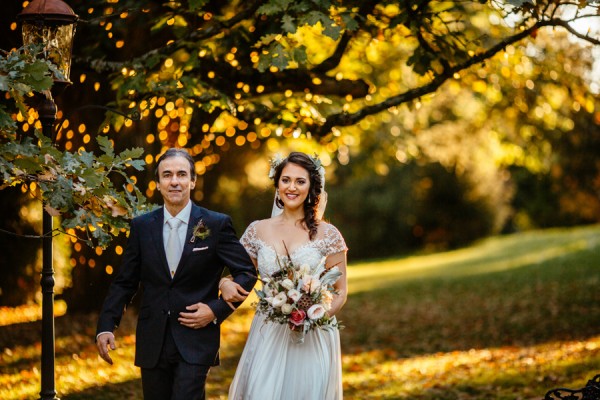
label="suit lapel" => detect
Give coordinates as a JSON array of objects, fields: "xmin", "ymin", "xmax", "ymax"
[{"xmin": 150, "ymin": 207, "xmax": 171, "ymax": 278}]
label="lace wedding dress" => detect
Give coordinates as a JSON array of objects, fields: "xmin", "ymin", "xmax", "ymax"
[{"xmin": 228, "ymin": 220, "xmax": 348, "ymax": 400}]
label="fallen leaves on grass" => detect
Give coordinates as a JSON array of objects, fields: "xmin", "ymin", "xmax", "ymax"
[
  {"xmin": 0, "ymin": 301, "xmax": 67, "ymax": 326},
  {"xmin": 342, "ymin": 337, "xmax": 600, "ymax": 399}
]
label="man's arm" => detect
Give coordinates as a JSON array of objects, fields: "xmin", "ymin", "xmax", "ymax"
[
  {"xmin": 206, "ymin": 216, "xmax": 258, "ymax": 322},
  {"xmin": 95, "ymin": 218, "xmax": 143, "ymax": 363}
]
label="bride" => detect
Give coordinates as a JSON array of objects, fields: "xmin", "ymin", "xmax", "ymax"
[{"xmin": 220, "ymin": 151, "xmax": 348, "ymax": 400}]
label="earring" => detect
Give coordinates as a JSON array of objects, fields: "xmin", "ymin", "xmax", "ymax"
[
  {"xmin": 307, "ymin": 194, "xmax": 311, "ymax": 203},
  {"xmin": 275, "ymin": 189, "xmax": 284, "ymax": 209}
]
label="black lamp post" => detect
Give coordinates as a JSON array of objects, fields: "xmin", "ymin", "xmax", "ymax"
[{"xmin": 16, "ymin": 1, "xmax": 77, "ymax": 399}]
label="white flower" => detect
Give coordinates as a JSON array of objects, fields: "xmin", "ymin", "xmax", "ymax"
[
  {"xmin": 298, "ymin": 264, "xmax": 311, "ymax": 275},
  {"xmin": 268, "ymin": 153, "xmax": 284, "ymax": 179},
  {"xmin": 281, "ymin": 303, "xmax": 293, "ymax": 314},
  {"xmin": 301, "ymin": 275, "xmax": 312, "ymax": 290},
  {"xmin": 320, "ymin": 289, "xmax": 333, "ymax": 310},
  {"xmin": 281, "ymin": 278, "xmax": 294, "ymax": 290},
  {"xmin": 261, "ymin": 282, "xmax": 275, "ymax": 297},
  {"xmin": 271, "ymin": 292, "xmax": 287, "ymax": 308},
  {"xmin": 288, "ymin": 289, "xmax": 301, "ymax": 303},
  {"xmin": 302, "ymin": 275, "xmax": 321, "ymax": 294},
  {"xmin": 307, "ymin": 304, "xmax": 326, "ymax": 320}
]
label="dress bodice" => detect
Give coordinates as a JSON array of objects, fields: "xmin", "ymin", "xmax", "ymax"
[{"xmin": 240, "ymin": 220, "xmax": 347, "ymax": 277}]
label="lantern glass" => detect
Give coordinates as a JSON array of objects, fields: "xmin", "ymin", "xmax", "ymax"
[{"xmin": 22, "ymin": 21, "xmax": 75, "ymax": 82}]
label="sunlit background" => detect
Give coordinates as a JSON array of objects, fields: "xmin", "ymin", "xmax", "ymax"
[{"xmin": 1, "ymin": 0, "xmax": 599, "ymax": 398}]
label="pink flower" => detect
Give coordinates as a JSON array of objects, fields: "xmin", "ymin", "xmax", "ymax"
[
  {"xmin": 320, "ymin": 289, "xmax": 333, "ymax": 310},
  {"xmin": 302, "ymin": 276, "xmax": 321, "ymax": 293},
  {"xmin": 289, "ymin": 309, "xmax": 306, "ymax": 326},
  {"xmin": 287, "ymin": 289, "xmax": 301, "ymax": 302},
  {"xmin": 307, "ymin": 304, "xmax": 326, "ymax": 320}
]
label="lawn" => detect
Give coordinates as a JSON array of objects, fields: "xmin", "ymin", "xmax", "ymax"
[{"xmin": 1, "ymin": 225, "xmax": 600, "ymax": 399}]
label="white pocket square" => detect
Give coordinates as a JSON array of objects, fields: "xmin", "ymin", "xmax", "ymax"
[{"xmin": 193, "ymin": 246, "xmax": 209, "ymax": 252}]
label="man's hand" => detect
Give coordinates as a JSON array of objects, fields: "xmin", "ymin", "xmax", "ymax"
[
  {"xmin": 96, "ymin": 332, "xmax": 116, "ymax": 365},
  {"xmin": 178, "ymin": 302, "xmax": 216, "ymax": 329}
]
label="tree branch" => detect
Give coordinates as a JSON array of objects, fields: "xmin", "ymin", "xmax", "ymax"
[
  {"xmin": 256, "ymin": 69, "xmax": 370, "ymax": 98},
  {"xmin": 312, "ymin": 18, "xmax": 594, "ymax": 136},
  {"xmin": 552, "ymin": 18, "xmax": 600, "ymax": 46},
  {"xmin": 311, "ymin": 31, "xmax": 353, "ymax": 74},
  {"xmin": 311, "ymin": 0, "xmax": 380, "ymax": 74},
  {"xmin": 0, "ymin": 227, "xmax": 59, "ymax": 240}
]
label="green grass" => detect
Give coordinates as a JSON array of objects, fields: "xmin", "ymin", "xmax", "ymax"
[
  {"xmin": 1, "ymin": 225, "xmax": 600, "ymax": 399},
  {"xmin": 339, "ymin": 225, "xmax": 600, "ymax": 399}
]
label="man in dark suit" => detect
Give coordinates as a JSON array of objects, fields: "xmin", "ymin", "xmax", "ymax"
[{"xmin": 96, "ymin": 148, "xmax": 257, "ymax": 400}]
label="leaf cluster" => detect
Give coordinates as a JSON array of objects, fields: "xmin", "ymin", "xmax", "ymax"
[
  {"xmin": 0, "ymin": 44, "xmax": 63, "ymax": 132},
  {"xmin": 0, "ymin": 130, "xmax": 148, "ymax": 248},
  {"xmin": 0, "ymin": 46, "xmax": 148, "ymax": 248}
]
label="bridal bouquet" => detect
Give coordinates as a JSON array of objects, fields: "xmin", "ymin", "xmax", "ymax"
[{"xmin": 254, "ymin": 251, "xmax": 342, "ymax": 343}]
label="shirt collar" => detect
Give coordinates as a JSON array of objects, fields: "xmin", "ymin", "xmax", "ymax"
[{"xmin": 164, "ymin": 200, "xmax": 192, "ymax": 226}]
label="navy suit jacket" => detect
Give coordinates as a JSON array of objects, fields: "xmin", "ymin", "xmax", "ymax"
[{"xmin": 96, "ymin": 204, "xmax": 257, "ymax": 368}]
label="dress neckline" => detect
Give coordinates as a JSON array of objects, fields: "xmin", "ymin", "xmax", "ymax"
[{"xmin": 255, "ymin": 237, "xmax": 320, "ymax": 259}]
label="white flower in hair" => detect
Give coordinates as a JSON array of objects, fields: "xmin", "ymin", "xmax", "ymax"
[
  {"xmin": 308, "ymin": 153, "xmax": 326, "ymax": 190},
  {"xmin": 268, "ymin": 153, "xmax": 284, "ymax": 179},
  {"xmin": 309, "ymin": 153, "xmax": 322, "ymax": 170}
]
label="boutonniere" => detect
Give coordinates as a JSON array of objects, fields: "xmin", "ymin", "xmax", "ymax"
[{"xmin": 190, "ymin": 219, "xmax": 210, "ymax": 243}]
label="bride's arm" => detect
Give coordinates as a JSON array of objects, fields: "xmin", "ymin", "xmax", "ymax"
[{"xmin": 326, "ymin": 251, "xmax": 348, "ymax": 317}]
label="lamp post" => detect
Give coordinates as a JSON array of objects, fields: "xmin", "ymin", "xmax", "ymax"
[{"xmin": 16, "ymin": 1, "xmax": 77, "ymax": 399}]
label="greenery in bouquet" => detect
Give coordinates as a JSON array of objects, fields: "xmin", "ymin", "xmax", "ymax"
[{"xmin": 254, "ymin": 248, "xmax": 342, "ymax": 335}]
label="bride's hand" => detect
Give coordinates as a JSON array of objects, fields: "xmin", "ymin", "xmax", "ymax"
[{"xmin": 219, "ymin": 278, "xmax": 250, "ymax": 302}]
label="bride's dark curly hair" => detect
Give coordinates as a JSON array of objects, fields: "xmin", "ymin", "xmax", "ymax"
[{"xmin": 273, "ymin": 152, "xmax": 322, "ymax": 240}]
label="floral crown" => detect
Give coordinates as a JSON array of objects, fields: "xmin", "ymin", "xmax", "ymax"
[{"xmin": 268, "ymin": 153, "xmax": 324, "ymax": 181}]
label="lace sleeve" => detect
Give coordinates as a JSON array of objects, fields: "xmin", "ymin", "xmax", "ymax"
[
  {"xmin": 322, "ymin": 223, "xmax": 348, "ymax": 257},
  {"xmin": 240, "ymin": 220, "xmax": 260, "ymax": 259}
]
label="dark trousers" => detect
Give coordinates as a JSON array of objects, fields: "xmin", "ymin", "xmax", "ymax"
[{"xmin": 141, "ymin": 322, "xmax": 210, "ymax": 400}]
